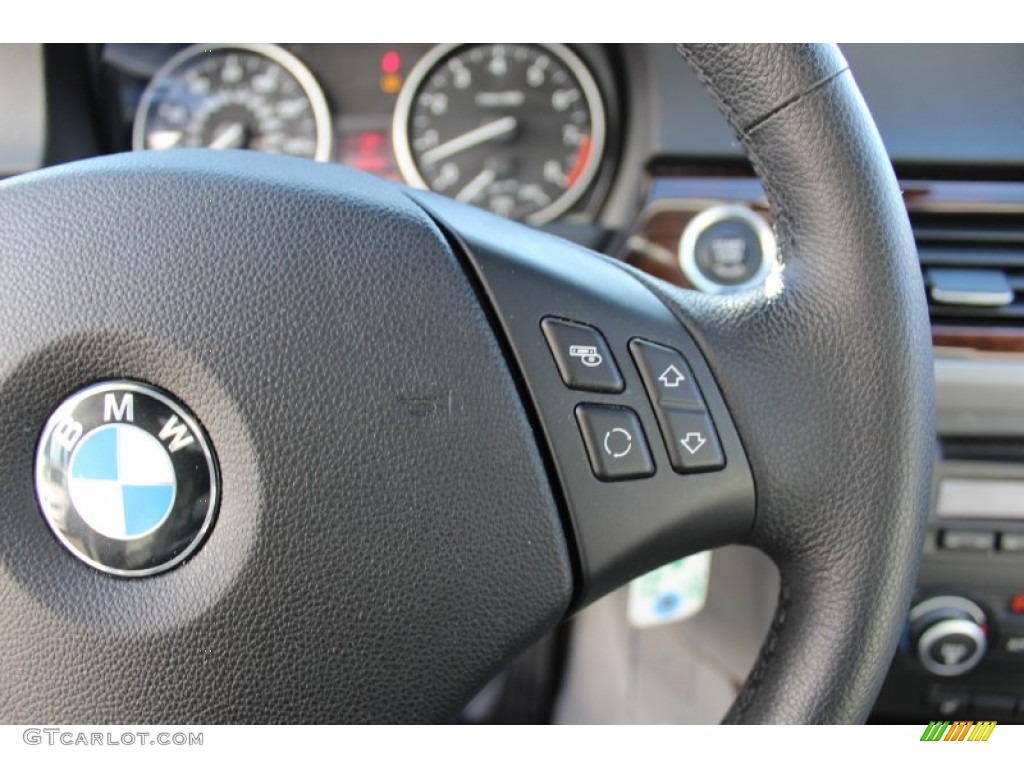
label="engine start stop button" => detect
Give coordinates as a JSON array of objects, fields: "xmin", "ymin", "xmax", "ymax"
[{"xmin": 678, "ymin": 204, "xmax": 777, "ymax": 294}]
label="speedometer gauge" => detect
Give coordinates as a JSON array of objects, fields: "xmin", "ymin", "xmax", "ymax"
[
  {"xmin": 133, "ymin": 43, "xmax": 332, "ymax": 161},
  {"xmin": 393, "ymin": 43, "xmax": 606, "ymax": 225}
]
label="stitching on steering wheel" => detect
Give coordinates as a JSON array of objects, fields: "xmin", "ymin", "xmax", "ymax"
[
  {"xmin": 675, "ymin": 46, "xmax": 850, "ymax": 276},
  {"xmin": 744, "ymin": 68, "xmax": 850, "ymax": 134},
  {"xmin": 727, "ymin": 580, "xmax": 792, "ymax": 722}
]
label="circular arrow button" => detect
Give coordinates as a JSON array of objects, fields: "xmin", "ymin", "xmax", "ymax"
[
  {"xmin": 603, "ymin": 427, "xmax": 634, "ymax": 459},
  {"xmin": 574, "ymin": 404, "xmax": 655, "ymax": 481}
]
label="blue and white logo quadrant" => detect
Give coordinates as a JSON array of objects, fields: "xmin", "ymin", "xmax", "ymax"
[{"xmin": 68, "ymin": 423, "xmax": 176, "ymax": 540}]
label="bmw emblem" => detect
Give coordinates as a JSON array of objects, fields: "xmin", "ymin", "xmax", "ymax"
[{"xmin": 34, "ymin": 380, "xmax": 218, "ymax": 577}]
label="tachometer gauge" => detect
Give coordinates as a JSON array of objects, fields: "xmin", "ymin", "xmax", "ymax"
[
  {"xmin": 133, "ymin": 43, "xmax": 332, "ymax": 161},
  {"xmin": 393, "ymin": 43, "xmax": 606, "ymax": 225}
]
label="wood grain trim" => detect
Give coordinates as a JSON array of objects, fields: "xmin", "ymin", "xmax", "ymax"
[{"xmin": 932, "ymin": 326, "xmax": 1024, "ymax": 354}]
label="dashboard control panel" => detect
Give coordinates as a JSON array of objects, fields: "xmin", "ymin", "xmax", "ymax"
[{"xmin": 874, "ymin": 458, "xmax": 1024, "ymax": 723}]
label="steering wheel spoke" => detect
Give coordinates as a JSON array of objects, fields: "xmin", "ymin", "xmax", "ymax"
[{"xmin": 414, "ymin": 191, "xmax": 756, "ymax": 608}]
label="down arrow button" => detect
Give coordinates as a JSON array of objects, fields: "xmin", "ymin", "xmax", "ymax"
[{"xmin": 663, "ymin": 410, "xmax": 725, "ymax": 473}]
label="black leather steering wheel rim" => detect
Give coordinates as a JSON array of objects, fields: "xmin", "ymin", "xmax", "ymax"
[
  {"xmin": 665, "ymin": 44, "xmax": 935, "ymax": 722},
  {"xmin": 0, "ymin": 43, "xmax": 933, "ymax": 724}
]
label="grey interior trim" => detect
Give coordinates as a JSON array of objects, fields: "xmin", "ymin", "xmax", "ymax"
[
  {"xmin": 0, "ymin": 44, "xmax": 45, "ymax": 176},
  {"xmin": 937, "ymin": 478, "xmax": 1024, "ymax": 519},
  {"xmin": 936, "ymin": 358, "xmax": 1024, "ymax": 436}
]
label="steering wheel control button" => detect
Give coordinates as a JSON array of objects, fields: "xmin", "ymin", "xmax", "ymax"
[
  {"xmin": 34, "ymin": 380, "xmax": 219, "ymax": 577},
  {"xmin": 660, "ymin": 410, "xmax": 725, "ymax": 473},
  {"xmin": 627, "ymin": 338, "xmax": 724, "ymax": 472},
  {"xmin": 541, "ymin": 317, "xmax": 624, "ymax": 393},
  {"xmin": 629, "ymin": 339, "xmax": 704, "ymax": 409},
  {"xmin": 574, "ymin": 404, "xmax": 654, "ymax": 481},
  {"xmin": 678, "ymin": 205, "xmax": 777, "ymax": 294}
]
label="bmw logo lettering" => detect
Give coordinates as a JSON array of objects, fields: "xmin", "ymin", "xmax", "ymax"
[{"xmin": 35, "ymin": 381, "xmax": 219, "ymax": 577}]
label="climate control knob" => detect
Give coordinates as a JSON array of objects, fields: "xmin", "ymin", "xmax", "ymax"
[{"xmin": 910, "ymin": 596, "xmax": 988, "ymax": 677}]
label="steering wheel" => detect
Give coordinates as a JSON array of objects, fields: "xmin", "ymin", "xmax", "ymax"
[{"xmin": 0, "ymin": 44, "xmax": 932, "ymax": 723}]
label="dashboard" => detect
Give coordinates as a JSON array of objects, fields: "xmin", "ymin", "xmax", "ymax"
[{"xmin": 3, "ymin": 43, "xmax": 1024, "ymax": 724}]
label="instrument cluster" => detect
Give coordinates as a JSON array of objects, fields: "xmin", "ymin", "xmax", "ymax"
[{"xmin": 101, "ymin": 43, "xmax": 620, "ymax": 225}]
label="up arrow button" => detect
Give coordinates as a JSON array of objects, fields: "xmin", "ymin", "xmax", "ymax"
[
  {"xmin": 658, "ymin": 365, "xmax": 687, "ymax": 388},
  {"xmin": 629, "ymin": 339, "xmax": 705, "ymax": 409}
]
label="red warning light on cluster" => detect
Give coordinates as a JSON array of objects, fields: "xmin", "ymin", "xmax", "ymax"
[{"xmin": 381, "ymin": 51, "xmax": 401, "ymax": 75}]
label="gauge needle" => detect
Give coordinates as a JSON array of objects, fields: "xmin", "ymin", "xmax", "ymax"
[
  {"xmin": 208, "ymin": 122, "xmax": 247, "ymax": 150},
  {"xmin": 420, "ymin": 116, "xmax": 517, "ymax": 166},
  {"xmin": 455, "ymin": 168, "xmax": 497, "ymax": 203}
]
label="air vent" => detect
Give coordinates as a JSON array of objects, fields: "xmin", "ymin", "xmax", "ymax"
[{"xmin": 914, "ymin": 211, "xmax": 1024, "ymax": 326}]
